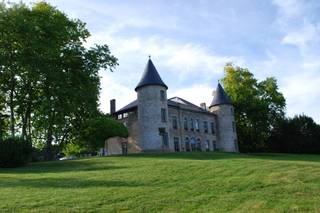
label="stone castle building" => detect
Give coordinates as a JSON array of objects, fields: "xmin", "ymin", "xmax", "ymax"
[{"xmin": 108, "ymin": 58, "xmax": 238, "ymax": 154}]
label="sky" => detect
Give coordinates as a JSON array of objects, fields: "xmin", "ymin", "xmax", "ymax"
[{"xmin": 11, "ymin": 0, "xmax": 320, "ymax": 123}]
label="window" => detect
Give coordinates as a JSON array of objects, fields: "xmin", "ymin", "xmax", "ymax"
[
  {"xmin": 212, "ymin": 140, "xmax": 217, "ymax": 150},
  {"xmin": 232, "ymin": 121, "xmax": 236, "ymax": 132},
  {"xmin": 185, "ymin": 137, "xmax": 190, "ymax": 151},
  {"xmin": 123, "ymin": 112, "xmax": 128, "ymax": 118},
  {"xmin": 117, "ymin": 114, "xmax": 122, "ymax": 120},
  {"xmin": 172, "ymin": 116, "xmax": 178, "ymax": 129},
  {"xmin": 210, "ymin": 122, "xmax": 215, "ymax": 134},
  {"xmin": 162, "ymin": 133, "xmax": 169, "ymax": 148},
  {"xmin": 195, "ymin": 119, "xmax": 200, "ymax": 132},
  {"xmin": 184, "ymin": 117, "xmax": 188, "ymax": 130},
  {"xmin": 161, "ymin": 108, "xmax": 166, "ymax": 122},
  {"xmin": 190, "ymin": 137, "xmax": 196, "ymax": 151},
  {"xmin": 190, "ymin": 118, "xmax": 194, "ymax": 131},
  {"xmin": 204, "ymin": 121, "xmax": 208, "ymax": 133},
  {"xmin": 205, "ymin": 140, "xmax": 210, "ymax": 151},
  {"xmin": 174, "ymin": 137, "xmax": 180, "ymax": 152},
  {"xmin": 196, "ymin": 139, "xmax": 201, "ymax": 151},
  {"xmin": 160, "ymin": 90, "xmax": 165, "ymax": 101}
]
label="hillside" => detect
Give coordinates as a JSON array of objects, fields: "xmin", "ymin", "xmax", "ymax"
[{"xmin": 1, "ymin": 152, "xmax": 320, "ymax": 212}]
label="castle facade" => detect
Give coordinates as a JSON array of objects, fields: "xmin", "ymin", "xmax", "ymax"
[{"xmin": 109, "ymin": 58, "xmax": 238, "ymax": 154}]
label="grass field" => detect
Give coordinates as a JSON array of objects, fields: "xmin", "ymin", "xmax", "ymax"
[{"xmin": 1, "ymin": 152, "xmax": 320, "ymax": 212}]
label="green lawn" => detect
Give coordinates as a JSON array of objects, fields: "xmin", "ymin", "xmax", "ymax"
[{"xmin": 1, "ymin": 152, "xmax": 320, "ymax": 212}]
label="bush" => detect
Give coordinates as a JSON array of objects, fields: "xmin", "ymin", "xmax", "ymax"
[
  {"xmin": 0, "ymin": 137, "xmax": 32, "ymax": 168},
  {"xmin": 82, "ymin": 115, "xmax": 128, "ymax": 150},
  {"xmin": 62, "ymin": 142, "xmax": 86, "ymax": 157}
]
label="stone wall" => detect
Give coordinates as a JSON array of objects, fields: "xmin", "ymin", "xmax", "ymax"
[
  {"xmin": 137, "ymin": 85, "xmax": 170, "ymax": 152},
  {"xmin": 118, "ymin": 110, "xmax": 141, "ymax": 153},
  {"xmin": 168, "ymin": 107, "xmax": 218, "ymax": 152},
  {"xmin": 209, "ymin": 105, "xmax": 238, "ymax": 152}
]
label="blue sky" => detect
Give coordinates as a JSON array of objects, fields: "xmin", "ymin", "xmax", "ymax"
[{"xmin": 14, "ymin": 0, "xmax": 320, "ymax": 123}]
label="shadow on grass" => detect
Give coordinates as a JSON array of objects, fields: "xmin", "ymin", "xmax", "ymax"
[
  {"xmin": 0, "ymin": 176, "xmax": 144, "ymax": 189},
  {"xmin": 0, "ymin": 158, "xmax": 126, "ymax": 174},
  {"xmin": 125, "ymin": 151, "xmax": 320, "ymax": 163}
]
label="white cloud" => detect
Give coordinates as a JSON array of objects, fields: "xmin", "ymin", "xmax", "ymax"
[
  {"xmin": 87, "ymin": 32, "xmax": 243, "ymax": 80},
  {"xmin": 282, "ymin": 22, "xmax": 320, "ymax": 48},
  {"xmin": 281, "ymin": 73, "xmax": 320, "ymax": 123},
  {"xmin": 99, "ymin": 71, "xmax": 136, "ymax": 114},
  {"xmin": 272, "ymin": 0, "xmax": 304, "ymax": 18}
]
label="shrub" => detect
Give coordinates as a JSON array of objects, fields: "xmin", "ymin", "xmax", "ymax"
[
  {"xmin": 0, "ymin": 137, "xmax": 32, "ymax": 168},
  {"xmin": 82, "ymin": 115, "xmax": 128, "ymax": 150},
  {"xmin": 62, "ymin": 142, "xmax": 86, "ymax": 157}
]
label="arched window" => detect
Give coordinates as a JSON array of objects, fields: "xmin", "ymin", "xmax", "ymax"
[
  {"xmin": 196, "ymin": 138, "xmax": 201, "ymax": 151},
  {"xmin": 190, "ymin": 137, "xmax": 196, "ymax": 151},
  {"xmin": 185, "ymin": 137, "xmax": 190, "ymax": 152},
  {"xmin": 174, "ymin": 137, "xmax": 180, "ymax": 152},
  {"xmin": 212, "ymin": 140, "xmax": 217, "ymax": 150},
  {"xmin": 205, "ymin": 140, "xmax": 210, "ymax": 152}
]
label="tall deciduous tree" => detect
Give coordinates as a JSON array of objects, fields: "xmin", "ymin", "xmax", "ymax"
[
  {"xmin": 221, "ymin": 63, "xmax": 286, "ymax": 152},
  {"xmin": 0, "ymin": 2, "xmax": 118, "ymax": 160}
]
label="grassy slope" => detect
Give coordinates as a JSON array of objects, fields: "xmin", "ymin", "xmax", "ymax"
[{"xmin": 1, "ymin": 152, "xmax": 320, "ymax": 212}]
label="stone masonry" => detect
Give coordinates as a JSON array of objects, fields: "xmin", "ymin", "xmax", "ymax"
[{"xmin": 111, "ymin": 58, "xmax": 239, "ymax": 154}]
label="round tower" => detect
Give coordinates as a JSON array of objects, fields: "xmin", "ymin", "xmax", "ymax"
[
  {"xmin": 135, "ymin": 58, "xmax": 170, "ymax": 152},
  {"xmin": 209, "ymin": 83, "xmax": 238, "ymax": 152}
]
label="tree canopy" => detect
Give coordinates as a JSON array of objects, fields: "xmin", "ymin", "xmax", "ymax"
[
  {"xmin": 221, "ymin": 63, "xmax": 286, "ymax": 152},
  {"xmin": 0, "ymin": 2, "xmax": 119, "ymax": 160},
  {"xmin": 81, "ymin": 114, "xmax": 129, "ymax": 150},
  {"xmin": 268, "ymin": 115, "xmax": 320, "ymax": 154}
]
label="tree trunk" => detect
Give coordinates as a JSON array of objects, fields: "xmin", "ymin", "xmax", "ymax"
[
  {"xmin": 27, "ymin": 110, "xmax": 32, "ymax": 141},
  {"xmin": 22, "ymin": 105, "xmax": 31, "ymax": 140},
  {"xmin": 22, "ymin": 113, "xmax": 27, "ymax": 140},
  {"xmin": 0, "ymin": 117, "xmax": 3, "ymax": 142},
  {"xmin": 9, "ymin": 79, "xmax": 15, "ymax": 137},
  {"xmin": 45, "ymin": 123, "xmax": 53, "ymax": 161}
]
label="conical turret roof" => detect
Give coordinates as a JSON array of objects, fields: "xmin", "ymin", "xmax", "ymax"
[
  {"xmin": 210, "ymin": 83, "xmax": 232, "ymax": 107},
  {"xmin": 135, "ymin": 58, "xmax": 168, "ymax": 91}
]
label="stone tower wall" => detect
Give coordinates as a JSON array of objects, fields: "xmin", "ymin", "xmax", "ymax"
[
  {"xmin": 137, "ymin": 85, "xmax": 170, "ymax": 151},
  {"xmin": 210, "ymin": 105, "xmax": 238, "ymax": 152}
]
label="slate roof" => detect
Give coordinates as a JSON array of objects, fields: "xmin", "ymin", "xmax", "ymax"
[
  {"xmin": 114, "ymin": 100, "xmax": 138, "ymax": 114},
  {"xmin": 114, "ymin": 97, "xmax": 209, "ymax": 115},
  {"xmin": 135, "ymin": 59, "xmax": 168, "ymax": 91},
  {"xmin": 210, "ymin": 83, "xmax": 232, "ymax": 107}
]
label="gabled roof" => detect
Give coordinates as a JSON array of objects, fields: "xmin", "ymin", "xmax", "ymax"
[
  {"xmin": 114, "ymin": 100, "xmax": 137, "ymax": 114},
  {"xmin": 113, "ymin": 97, "xmax": 209, "ymax": 115},
  {"xmin": 210, "ymin": 83, "xmax": 232, "ymax": 107},
  {"xmin": 168, "ymin": 97, "xmax": 206, "ymax": 112},
  {"xmin": 135, "ymin": 59, "xmax": 168, "ymax": 91}
]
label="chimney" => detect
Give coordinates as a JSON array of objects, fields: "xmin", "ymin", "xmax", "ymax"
[
  {"xmin": 200, "ymin": 102, "xmax": 206, "ymax": 110},
  {"xmin": 110, "ymin": 99, "xmax": 116, "ymax": 114}
]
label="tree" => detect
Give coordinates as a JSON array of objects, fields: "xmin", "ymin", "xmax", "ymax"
[
  {"xmin": 0, "ymin": 2, "xmax": 118, "ymax": 160},
  {"xmin": 81, "ymin": 114, "xmax": 128, "ymax": 150},
  {"xmin": 268, "ymin": 115, "xmax": 320, "ymax": 154},
  {"xmin": 221, "ymin": 63, "xmax": 286, "ymax": 152}
]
